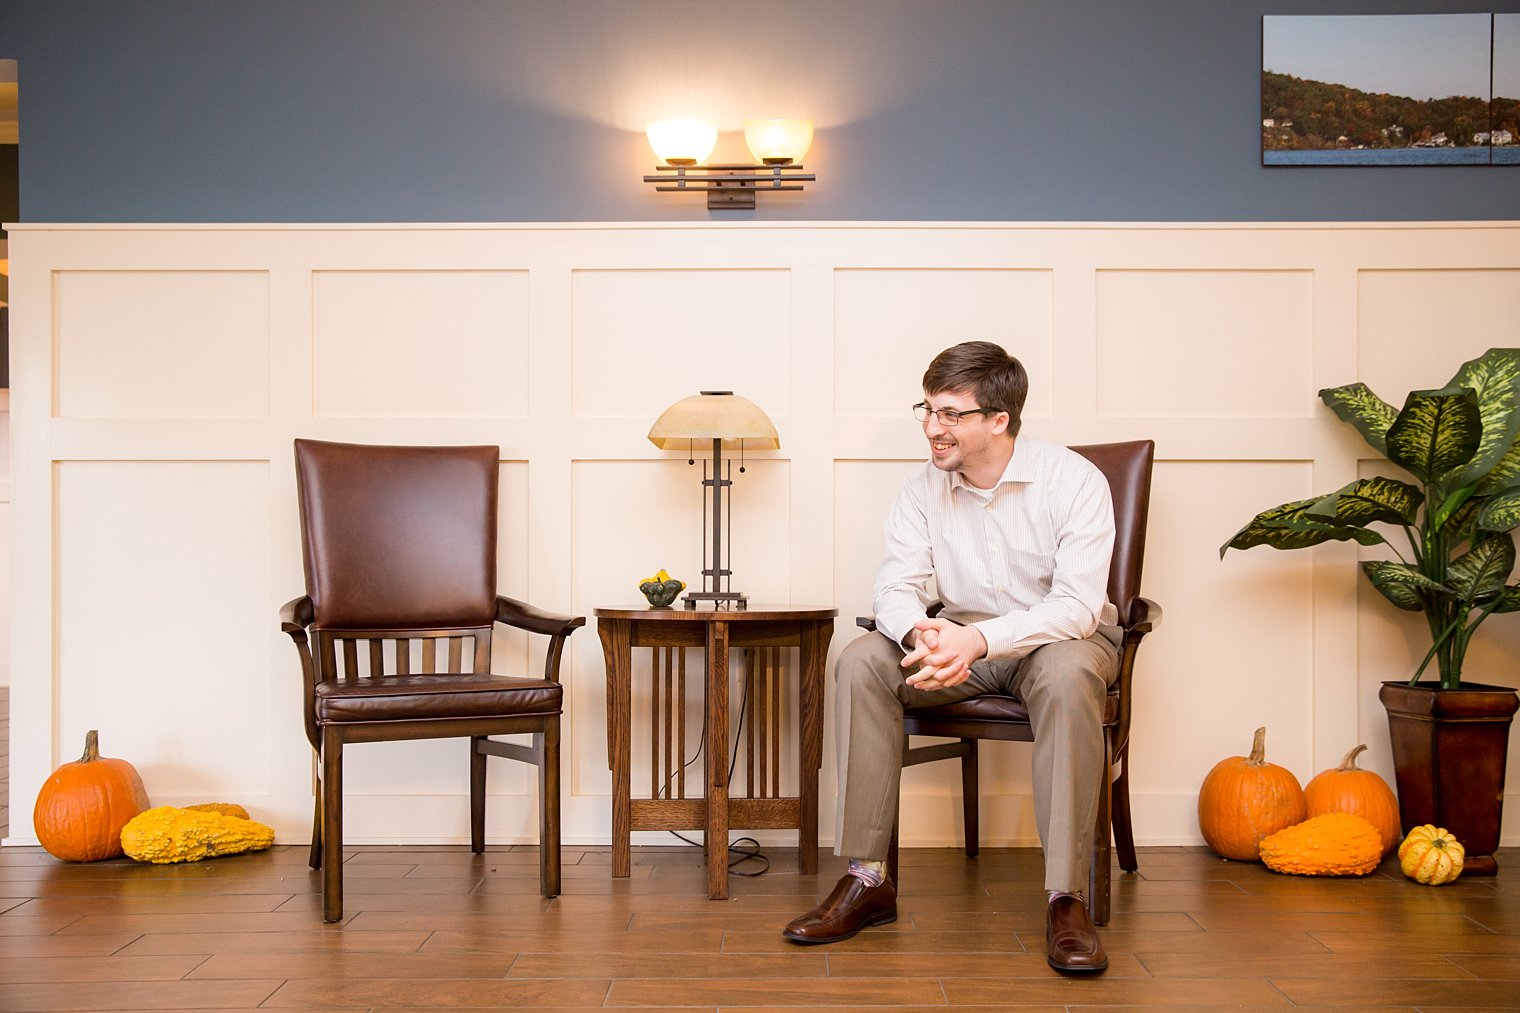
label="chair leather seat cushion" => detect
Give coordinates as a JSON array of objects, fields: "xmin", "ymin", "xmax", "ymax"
[
  {"xmin": 315, "ymin": 674, "xmax": 562, "ymax": 723},
  {"xmin": 904, "ymin": 693, "xmax": 1118, "ymax": 725}
]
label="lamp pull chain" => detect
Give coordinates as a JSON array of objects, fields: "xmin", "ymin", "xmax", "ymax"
[
  {"xmin": 739, "ymin": 438, "xmax": 746, "ymax": 474},
  {"xmin": 688, "ymin": 439, "xmax": 694, "ymax": 466}
]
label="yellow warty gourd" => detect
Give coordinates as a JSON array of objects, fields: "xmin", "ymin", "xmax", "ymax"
[
  {"xmin": 1258, "ymin": 812, "xmax": 1384, "ymax": 876},
  {"xmin": 1398, "ymin": 824, "xmax": 1465, "ymax": 885},
  {"xmin": 120, "ymin": 805, "xmax": 274, "ymax": 864}
]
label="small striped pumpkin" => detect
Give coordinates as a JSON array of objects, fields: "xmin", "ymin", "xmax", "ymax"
[{"xmin": 1398, "ymin": 825, "xmax": 1464, "ymax": 886}]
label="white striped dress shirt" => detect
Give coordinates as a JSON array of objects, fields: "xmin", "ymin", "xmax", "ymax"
[{"xmin": 872, "ymin": 435, "xmax": 1117, "ymax": 660}]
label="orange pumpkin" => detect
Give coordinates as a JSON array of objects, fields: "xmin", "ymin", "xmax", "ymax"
[
  {"xmin": 1198, "ymin": 726, "xmax": 1307, "ymax": 861},
  {"xmin": 1304, "ymin": 744, "xmax": 1401, "ymax": 855},
  {"xmin": 33, "ymin": 730, "xmax": 151, "ymax": 862}
]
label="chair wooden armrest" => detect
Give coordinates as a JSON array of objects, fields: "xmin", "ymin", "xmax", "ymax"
[
  {"xmin": 280, "ymin": 595, "xmax": 314, "ymax": 636},
  {"xmin": 1125, "ymin": 596, "xmax": 1162, "ymax": 636},
  {"xmin": 277, "ymin": 595, "xmax": 319, "ymax": 753},
  {"xmin": 496, "ymin": 596, "xmax": 585, "ymax": 684},
  {"xmin": 496, "ymin": 596, "xmax": 587, "ymax": 637}
]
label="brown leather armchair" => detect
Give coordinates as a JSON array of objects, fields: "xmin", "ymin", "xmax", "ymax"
[
  {"xmin": 868, "ymin": 439, "xmax": 1159, "ymax": 925},
  {"xmin": 281, "ymin": 439, "xmax": 584, "ymax": 922}
]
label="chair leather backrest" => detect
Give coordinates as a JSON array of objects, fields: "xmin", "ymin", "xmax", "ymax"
[
  {"xmin": 1070, "ymin": 440, "xmax": 1154, "ymax": 628},
  {"xmin": 294, "ymin": 439, "xmax": 500, "ymax": 630}
]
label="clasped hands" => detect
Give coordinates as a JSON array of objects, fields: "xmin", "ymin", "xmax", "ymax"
[{"xmin": 902, "ymin": 617, "xmax": 987, "ymax": 691}]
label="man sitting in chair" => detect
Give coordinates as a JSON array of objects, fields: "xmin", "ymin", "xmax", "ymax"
[{"xmin": 783, "ymin": 340, "xmax": 1120, "ymax": 975}]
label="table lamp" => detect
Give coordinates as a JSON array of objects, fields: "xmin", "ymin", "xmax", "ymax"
[{"xmin": 648, "ymin": 391, "xmax": 780, "ymax": 609}]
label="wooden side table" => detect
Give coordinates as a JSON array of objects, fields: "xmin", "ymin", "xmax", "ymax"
[{"xmin": 596, "ymin": 604, "xmax": 836, "ymax": 899}]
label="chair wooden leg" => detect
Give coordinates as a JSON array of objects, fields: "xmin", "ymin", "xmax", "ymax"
[
  {"xmin": 960, "ymin": 738, "xmax": 979, "ymax": 859},
  {"xmin": 321, "ymin": 727, "xmax": 344, "ymax": 923},
  {"xmin": 1092, "ymin": 738, "xmax": 1114, "ymax": 927},
  {"xmin": 309, "ymin": 765, "xmax": 323, "ymax": 871},
  {"xmin": 887, "ymin": 812, "xmax": 900, "ymax": 887},
  {"xmin": 540, "ymin": 721, "xmax": 561, "ymax": 898},
  {"xmin": 1111, "ymin": 746, "xmax": 1138, "ymax": 873},
  {"xmin": 470, "ymin": 736, "xmax": 487, "ymax": 854}
]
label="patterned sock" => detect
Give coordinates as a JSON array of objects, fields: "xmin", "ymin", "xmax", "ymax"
[{"xmin": 847, "ymin": 859, "xmax": 886, "ymax": 887}]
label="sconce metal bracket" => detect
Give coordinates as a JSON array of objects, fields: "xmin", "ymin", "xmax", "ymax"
[{"xmin": 644, "ymin": 163, "xmax": 816, "ymax": 210}]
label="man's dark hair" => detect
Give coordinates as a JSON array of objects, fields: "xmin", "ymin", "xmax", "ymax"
[{"xmin": 922, "ymin": 341, "xmax": 1028, "ymax": 436}]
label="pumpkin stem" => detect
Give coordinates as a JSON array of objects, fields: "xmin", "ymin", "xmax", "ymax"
[
  {"xmin": 1338, "ymin": 744, "xmax": 1368, "ymax": 771},
  {"xmin": 1247, "ymin": 726, "xmax": 1267, "ymax": 766},
  {"xmin": 80, "ymin": 729, "xmax": 100, "ymax": 764}
]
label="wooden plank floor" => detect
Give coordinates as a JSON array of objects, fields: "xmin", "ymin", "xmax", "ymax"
[{"xmin": 2, "ymin": 689, "xmax": 1518, "ymax": 1011}]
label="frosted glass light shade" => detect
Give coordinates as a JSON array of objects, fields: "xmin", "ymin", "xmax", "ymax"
[
  {"xmin": 648, "ymin": 391, "xmax": 780, "ymax": 451},
  {"xmin": 744, "ymin": 119, "xmax": 813, "ymax": 164},
  {"xmin": 646, "ymin": 120, "xmax": 718, "ymax": 165}
]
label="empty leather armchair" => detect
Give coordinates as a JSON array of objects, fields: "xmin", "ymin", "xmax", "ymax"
[{"xmin": 281, "ymin": 439, "xmax": 584, "ymax": 922}]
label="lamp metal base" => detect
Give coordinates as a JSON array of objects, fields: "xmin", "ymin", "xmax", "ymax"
[{"xmin": 683, "ymin": 590, "xmax": 749, "ymax": 611}]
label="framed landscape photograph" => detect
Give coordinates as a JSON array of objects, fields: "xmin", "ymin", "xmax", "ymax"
[
  {"xmin": 1263, "ymin": 13, "xmax": 1501, "ymax": 166},
  {"xmin": 1497, "ymin": 14, "xmax": 1520, "ymax": 165}
]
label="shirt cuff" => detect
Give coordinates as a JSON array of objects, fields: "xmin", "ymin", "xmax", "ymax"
[{"xmin": 874, "ymin": 605, "xmax": 927, "ymax": 651}]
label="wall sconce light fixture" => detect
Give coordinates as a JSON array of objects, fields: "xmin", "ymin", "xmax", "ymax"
[{"xmin": 643, "ymin": 118, "xmax": 815, "ymax": 210}]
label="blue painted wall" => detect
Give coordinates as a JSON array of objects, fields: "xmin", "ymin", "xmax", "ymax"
[{"xmin": 2, "ymin": 0, "xmax": 1518, "ymax": 222}]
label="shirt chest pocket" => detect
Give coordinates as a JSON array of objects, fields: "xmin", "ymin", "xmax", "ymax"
[{"xmin": 1000, "ymin": 546, "xmax": 1056, "ymax": 595}]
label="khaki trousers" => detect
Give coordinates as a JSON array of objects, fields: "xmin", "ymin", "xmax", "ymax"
[{"xmin": 833, "ymin": 629, "xmax": 1118, "ymax": 893}]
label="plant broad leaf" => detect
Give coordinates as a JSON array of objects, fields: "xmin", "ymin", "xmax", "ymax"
[
  {"xmin": 1447, "ymin": 348, "xmax": 1520, "ymax": 488},
  {"xmin": 1430, "ymin": 483, "xmax": 1477, "ymax": 537},
  {"xmin": 1361, "ymin": 561, "xmax": 1450, "ymax": 611},
  {"xmin": 1305, "ymin": 476, "xmax": 1422, "ymax": 527},
  {"xmin": 1446, "ymin": 495, "xmax": 1484, "ymax": 538},
  {"xmin": 1221, "ymin": 497, "xmax": 1316, "ymax": 555},
  {"xmin": 1477, "ymin": 486, "xmax": 1520, "ymax": 533},
  {"xmin": 1489, "ymin": 585, "xmax": 1520, "ymax": 614},
  {"xmin": 1385, "ymin": 386, "xmax": 1481, "ymax": 483},
  {"xmin": 1445, "ymin": 533, "xmax": 1517, "ymax": 603},
  {"xmin": 1478, "ymin": 440, "xmax": 1520, "ymax": 496},
  {"xmin": 1320, "ymin": 382, "xmax": 1398, "ymax": 456},
  {"xmin": 1222, "ymin": 515, "xmax": 1386, "ymax": 556}
]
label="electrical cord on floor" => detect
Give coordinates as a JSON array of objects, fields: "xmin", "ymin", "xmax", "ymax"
[{"xmin": 657, "ymin": 650, "xmax": 771, "ymax": 877}]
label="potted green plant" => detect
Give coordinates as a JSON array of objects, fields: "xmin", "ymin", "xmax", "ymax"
[{"xmin": 1222, "ymin": 347, "xmax": 1520, "ymax": 874}]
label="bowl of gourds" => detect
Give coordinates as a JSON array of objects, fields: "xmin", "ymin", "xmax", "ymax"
[{"xmin": 638, "ymin": 569, "xmax": 685, "ymax": 608}]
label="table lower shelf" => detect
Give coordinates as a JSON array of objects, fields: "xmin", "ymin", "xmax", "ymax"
[{"xmin": 626, "ymin": 797, "xmax": 803, "ymax": 832}]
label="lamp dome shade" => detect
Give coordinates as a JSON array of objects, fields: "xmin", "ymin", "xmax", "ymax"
[
  {"xmin": 743, "ymin": 119, "xmax": 813, "ymax": 164},
  {"xmin": 648, "ymin": 391, "xmax": 780, "ymax": 451},
  {"xmin": 646, "ymin": 120, "xmax": 718, "ymax": 165}
]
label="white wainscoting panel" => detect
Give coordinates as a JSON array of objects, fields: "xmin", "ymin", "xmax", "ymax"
[
  {"xmin": 6, "ymin": 221, "xmax": 1518, "ymax": 855},
  {"xmin": 313, "ymin": 270, "xmax": 530, "ymax": 418},
  {"xmin": 833, "ymin": 269, "xmax": 1056, "ymax": 421},
  {"xmin": 1357, "ymin": 269, "xmax": 1520, "ymax": 398},
  {"xmin": 55, "ymin": 461, "xmax": 271, "ymax": 800},
  {"xmin": 571, "ymin": 269, "xmax": 793, "ymax": 419},
  {"xmin": 55, "ymin": 271, "xmax": 269, "ymax": 419},
  {"xmin": 1095, "ymin": 270, "xmax": 1314, "ymax": 419}
]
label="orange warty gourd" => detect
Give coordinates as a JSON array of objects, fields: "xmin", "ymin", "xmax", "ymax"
[
  {"xmin": 1259, "ymin": 812, "xmax": 1385, "ymax": 876},
  {"xmin": 32, "ymin": 730, "xmax": 151, "ymax": 862},
  {"xmin": 1303, "ymin": 744, "xmax": 1401, "ymax": 855},
  {"xmin": 1197, "ymin": 726, "xmax": 1307, "ymax": 861}
]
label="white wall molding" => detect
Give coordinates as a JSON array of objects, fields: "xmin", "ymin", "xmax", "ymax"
[{"xmin": 5, "ymin": 221, "xmax": 1518, "ymax": 850}]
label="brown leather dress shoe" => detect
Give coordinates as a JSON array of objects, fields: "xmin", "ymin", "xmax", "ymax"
[
  {"xmin": 783, "ymin": 873, "xmax": 897, "ymax": 944},
  {"xmin": 1046, "ymin": 893, "xmax": 1108, "ymax": 974}
]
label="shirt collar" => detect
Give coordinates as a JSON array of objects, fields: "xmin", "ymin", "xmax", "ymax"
[{"xmin": 950, "ymin": 436, "xmax": 1032, "ymax": 493}]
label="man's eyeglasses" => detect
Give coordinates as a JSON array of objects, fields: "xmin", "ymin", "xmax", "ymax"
[{"xmin": 912, "ymin": 402, "xmax": 1003, "ymax": 427}]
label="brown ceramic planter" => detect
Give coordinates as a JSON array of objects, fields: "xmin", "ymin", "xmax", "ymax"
[{"xmin": 1379, "ymin": 680, "xmax": 1519, "ymax": 875}]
